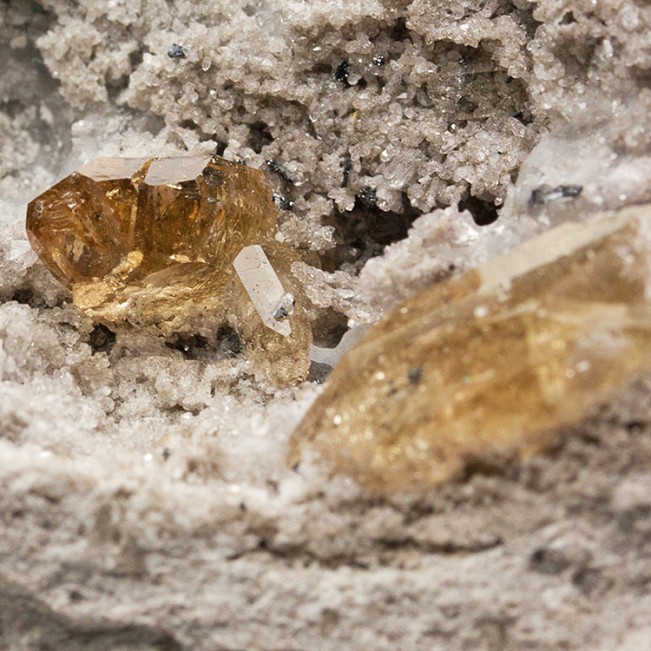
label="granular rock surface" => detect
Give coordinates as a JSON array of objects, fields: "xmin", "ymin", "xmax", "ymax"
[{"xmin": 1, "ymin": 1, "xmax": 651, "ymax": 649}]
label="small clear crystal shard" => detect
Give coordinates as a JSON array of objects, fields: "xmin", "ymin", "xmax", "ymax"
[{"xmin": 233, "ymin": 245, "xmax": 292, "ymax": 337}]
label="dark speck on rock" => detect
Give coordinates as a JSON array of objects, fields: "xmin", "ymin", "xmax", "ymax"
[
  {"xmin": 408, "ymin": 367, "xmax": 423, "ymax": 385},
  {"xmin": 167, "ymin": 43, "xmax": 186, "ymax": 58},
  {"xmin": 265, "ymin": 159, "xmax": 294, "ymax": 184},
  {"xmin": 273, "ymin": 192, "xmax": 294, "ymax": 211},
  {"xmin": 358, "ymin": 186, "xmax": 377, "ymax": 209},
  {"xmin": 530, "ymin": 184, "xmax": 583, "ymax": 205},
  {"xmin": 341, "ymin": 155, "xmax": 352, "ymax": 188},
  {"xmin": 217, "ymin": 324, "xmax": 243, "ymax": 356},
  {"xmin": 334, "ymin": 60, "xmax": 350, "ymax": 83},
  {"xmin": 529, "ymin": 546, "xmax": 571, "ymax": 575},
  {"xmin": 69, "ymin": 590, "xmax": 84, "ymax": 602}
]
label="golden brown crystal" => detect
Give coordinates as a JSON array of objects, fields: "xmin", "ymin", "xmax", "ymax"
[
  {"xmin": 26, "ymin": 156, "xmax": 311, "ymax": 385},
  {"xmin": 289, "ymin": 207, "xmax": 651, "ymax": 492}
]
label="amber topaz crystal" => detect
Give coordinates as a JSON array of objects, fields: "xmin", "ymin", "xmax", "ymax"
[
  {"xmin": 290, "ymin": 207, "xmax": 651, "ymax": 492},
  {"xmin": 26, "ymin": 156, "xmax": 311, "ymax": 385}
]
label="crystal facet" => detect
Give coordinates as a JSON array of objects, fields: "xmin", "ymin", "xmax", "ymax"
[
  {"xmin": 233, "ymin": 245, "xmax": 292, "ymax": 337},
  {"xmin": 290, "ymin": 207, "xmax": 651, "ymax": 492},
  {"xmin": 26, "ymin": 156, "xmax": 311, "ymax": 385}
]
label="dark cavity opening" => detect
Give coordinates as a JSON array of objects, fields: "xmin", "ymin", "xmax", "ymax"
[
  {"xmin": 458, "ymin": 196, "xmax": 499, "ymax": 226},
  {"xmin": 247, "ymin": 121, "xmax": 273, "ymax": 154},
  {"xmin": 165, "ymin": 333, "xmax": 210, "ymax": 360},
  {"xmin": 10, "ymin": 287, "xmax": 47, "ymax": 309},
  {"xmin": 88, "ymin": 324, "xmax": 116, "ymax": 355}
]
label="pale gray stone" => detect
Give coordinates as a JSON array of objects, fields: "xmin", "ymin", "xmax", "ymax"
[{"xmin": 2, "ymin": 0, "xmax": 651, "ymax": 649}]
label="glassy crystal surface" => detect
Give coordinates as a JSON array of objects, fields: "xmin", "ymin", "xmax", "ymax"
[
  {"xmin": 26, "ymin": 156, "xmax": 311, "ymax": 385},
  {"xmin": 290, "ymin": 208, "xmax": 651, "ymax": 492},
  {"xmin": 234, "ymin": 245, "xmax": 292, "ymax": 337}
]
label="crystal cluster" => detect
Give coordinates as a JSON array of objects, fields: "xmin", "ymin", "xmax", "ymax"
[
  {"xmin": 26, "ymin": 156, "xmax": 312, "ymax": 385},
  {"xmin": 290, "ymin": 207, "xmax": 651, "ymax": 492}
]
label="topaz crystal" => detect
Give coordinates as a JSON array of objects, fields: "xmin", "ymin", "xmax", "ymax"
[
  {"xmin": 290, "ymin": 207, "xmax": 651, "ymax": 492},
  {"xmin": 26, "ymin": 156, "xmax": 312, "ymax": 385}
]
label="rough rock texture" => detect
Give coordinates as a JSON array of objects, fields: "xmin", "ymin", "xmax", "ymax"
[{"xmin": 2, "ymin": 0, "xmax": 651, "ymax": 649}]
